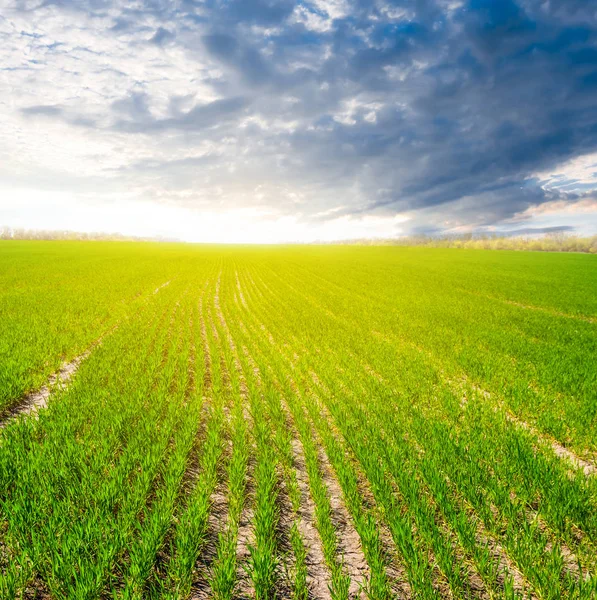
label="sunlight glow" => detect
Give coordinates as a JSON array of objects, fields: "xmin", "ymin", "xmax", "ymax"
[{"xmin": 0, "ymin": 188, "xmax": 410, "ymax": 243}]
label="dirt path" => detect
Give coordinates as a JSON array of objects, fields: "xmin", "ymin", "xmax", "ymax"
[
  {"xmin": 0, "ymin": 328, "xmax": 116, "ymax": 428},
  {"xmin": 497, "ymin": 297, "xmax": 595, "ymax": 325},
  {"xmin": 505, "ymin": 412, "xmax": 597, "ymax": 476},
  {"xmin": 435, "ymin": 364, "xmax": 597, "ymax": 478}
]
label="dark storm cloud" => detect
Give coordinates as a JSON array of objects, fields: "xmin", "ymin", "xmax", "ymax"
[{"xmin": 7, "ymin": 0, "xmax": 597, "ymax": 232}]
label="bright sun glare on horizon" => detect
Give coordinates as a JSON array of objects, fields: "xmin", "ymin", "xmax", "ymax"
[{"xmin": 1, "ymin": 188, "xmax": 411, "ymax": 243}]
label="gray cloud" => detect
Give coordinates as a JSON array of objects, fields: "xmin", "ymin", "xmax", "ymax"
[
  {"xmin": 149, "ymin": 27, "xmax": 175, "ymax": 46},
  {"xmin": 113, "ymin": 96, "xmax": 251, "ymax": 132},
  {"xmin": 21, "ymin": 104, "xmax": 63, "ymax": 116},
  {"xmin": 497, "ymin": 225, "xmax": 576, "ymax": 235}
]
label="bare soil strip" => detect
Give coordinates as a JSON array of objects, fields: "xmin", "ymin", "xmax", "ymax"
[
  {"xmin": 236, "ymin": 271, "xmax": 248, "ymax": 309},
  {"xmin": 276, "ymin": 395, "xmax": 363, "ymax": 599},
  {"xmin": 0, "ymin": 327, "xmax": 116, "ymax": 427},
  {"xmin": 274, "ymin": 474, "xmax": 296, "ymax": 598},
  {"xmin": 501, "ymin": 298, "xmax": 596, "ymax": 325},
  {"xmin": 475, "ymin": 522, "xmax": 531, "ymax": 598},
  {"xmin": 191, "ymin": 458, "xmax": 231, "ymax": 600},
  {"xmin": 209, "ymin": 279, "xmax": 256, "ymax": 599},
  {"xmin": 461, "ymin": 289, "xmax": 596, "ymax": 325},
  {"xmin": 242, "ymin": 345, "xmax": 334, "ymax": 599},
  {"xmin": 199, "ymin": 296, "xmax": 212, "ymax": 394},
  {"xmin": 430, "ymin": 356, "xmax": 597, "ymax": 478},
  {"xmin": 312, "ymin": 387, "xmax": 421, "ymax": 599},
  {"xmin": 505, "ymin": 413, "xmax": 597, "ymax": 477},
  {"xmin": 467, "ymin": 377, "xmax": 596, "ymax": 477},
  {"xmin": 243, "ymin": 313, "xmax": 370, "ymax": 598},
  {"xmin": 372, "ymin": 326, "xmax": 597, "ymax": 478},
  {"xmin": 316, "ymin": 447, "xmax": 369, "ymax": 599},
  {"xmin": 531, "ymin": 511, "xmax": 583, "ymax": 581},
  {"xmin": 234, "ymin": 466, "xmax": 256, "ymax": 600},
  {"xmin": 330, "ymin": 372, "xmax": 413, "ymax": 599},
  {"xmin": 153, "ymin": 280, "xmax": 171, "ymax": 294},
  {"xmin": 549, "ymin": 442, "xmax": 597, "ymax": 476},
  {"xmin": 193, "ymin": 285, "xmax": 231, "ymax": 598},
  {"xmin": 290, "ymin": 438, "xmax": 334, "ymax": 600}
]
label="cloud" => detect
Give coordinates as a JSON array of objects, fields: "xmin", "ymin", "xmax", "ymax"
[
  {"xmin": 492, "ymin": 225, "xmax": 575, "ymax": 236},
  {"xmin": 21, "ymin": 105, "xmax": 63, "ymax": 116},
  {"xmin": 113, "ymin": 96, "xmax": 252, "ymax": 133},
  {"xmin": 2, "ymin": 0, "xmax": 597, "ymax": 240},
  {"xmin": 149, "ymin": 27, "xmax": 175, "ymax": 46}
]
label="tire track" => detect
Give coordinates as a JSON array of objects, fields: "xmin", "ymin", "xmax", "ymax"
[{"xmin": 0, "ymin": 325, "xmax": 117, "ymax": 427}]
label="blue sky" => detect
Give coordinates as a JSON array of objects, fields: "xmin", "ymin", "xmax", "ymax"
[{"xmin": 1, "ymin": 0, "xmax": 597, "ymax": 242}]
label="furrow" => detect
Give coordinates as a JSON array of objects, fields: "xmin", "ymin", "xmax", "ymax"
[{"xmin": 316, "ymin": 446, "xmax": 370, "ymax": 599}]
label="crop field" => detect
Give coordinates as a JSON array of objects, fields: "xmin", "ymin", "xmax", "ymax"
[{"xmin": 0, "ymin": 241, "xmax": 596, "ymax": 600}]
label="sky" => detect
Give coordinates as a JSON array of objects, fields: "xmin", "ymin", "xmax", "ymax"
[{"xmin": 2, "ymin": 0, "xmax": 597, "ymax": 243}]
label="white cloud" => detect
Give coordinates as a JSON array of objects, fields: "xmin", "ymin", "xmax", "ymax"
[
  {"xmin": 311, "ymin": 0, "xmax": 350, "ymax": 20},
  {"xmin": 291, "ymin": 5, "xmax": 333, "ymax": 32},
  {"xmin": 533, "ymin": 152, "xmax": 597, "ymax": 193}
]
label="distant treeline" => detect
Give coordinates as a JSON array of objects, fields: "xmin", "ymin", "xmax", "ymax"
[
  {"xmin": 0, "ymin": 227, "xmax": 176, "ymax": 243},
  {"xmin": 338, "ymin": 233, "xmax": 597, "ymax": 253},
  {"xmin": 2, "ymin": 226, "xmax": 596, "ymax": 251}
]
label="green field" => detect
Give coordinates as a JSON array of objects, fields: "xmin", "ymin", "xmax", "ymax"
[{"xmin": 1, "ymin": 241, "xmax": 596, "ymax": 600}]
